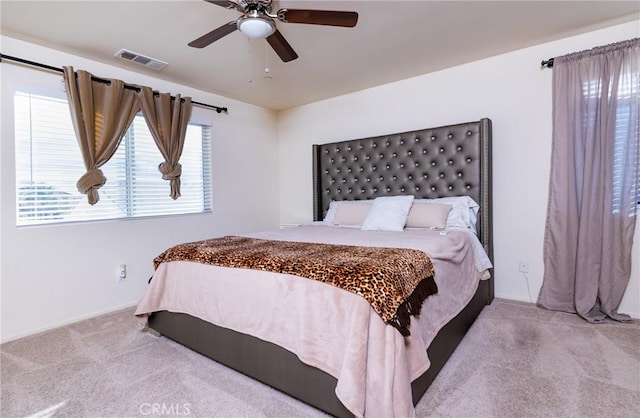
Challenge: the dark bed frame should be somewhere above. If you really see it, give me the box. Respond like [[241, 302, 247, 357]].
[[148, 118, 493, 417]]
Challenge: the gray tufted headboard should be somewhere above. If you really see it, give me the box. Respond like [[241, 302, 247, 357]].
[[312, 118, 493, 273]]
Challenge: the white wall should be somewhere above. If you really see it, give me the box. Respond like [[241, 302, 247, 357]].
[[0, 36, 281, 342], [277, 20, 640, 318]]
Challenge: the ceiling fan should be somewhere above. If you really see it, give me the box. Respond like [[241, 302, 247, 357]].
[[188, 0, 359, 62]]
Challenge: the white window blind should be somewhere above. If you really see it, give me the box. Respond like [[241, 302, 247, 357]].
[[582, 73, 640, 214], [611, 71, 640, 212], [14, 91, 212, 226]]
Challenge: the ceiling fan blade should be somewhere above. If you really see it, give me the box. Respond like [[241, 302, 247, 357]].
[[267, 30, 298, 62], [205, 0, 241, 11], [188, 21, 238, 48], [278, 9, 358, 27]]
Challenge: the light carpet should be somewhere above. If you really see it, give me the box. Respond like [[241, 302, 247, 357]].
[[1, 299, 638, 417]]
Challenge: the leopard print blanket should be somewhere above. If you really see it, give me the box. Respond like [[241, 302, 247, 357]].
[[153, 236, 438, 336]]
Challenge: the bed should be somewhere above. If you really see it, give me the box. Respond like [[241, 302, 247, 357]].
[[135, 118, 493, 417]]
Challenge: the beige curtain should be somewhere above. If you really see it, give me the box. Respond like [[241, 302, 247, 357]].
[[63, 66, 140, 205], [538, 39, 640, 322], [137, 87, 192, 199]]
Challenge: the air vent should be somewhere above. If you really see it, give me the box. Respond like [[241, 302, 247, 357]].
[[114, 49, 168, 70]]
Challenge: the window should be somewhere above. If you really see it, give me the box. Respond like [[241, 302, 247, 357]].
[[582, 72, 640, 214], [612, 72, 640, 209], [14, 91, 212, 226]]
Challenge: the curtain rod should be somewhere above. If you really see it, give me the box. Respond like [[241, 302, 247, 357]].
[[0, 53, 228, 114], [541, 58, 554, 68]]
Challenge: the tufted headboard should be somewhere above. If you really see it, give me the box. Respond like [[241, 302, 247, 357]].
[[312, 118, 493, 271]]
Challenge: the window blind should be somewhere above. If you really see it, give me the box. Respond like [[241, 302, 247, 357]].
[[14, 91, 212, 226], [581, 74, 640, 214]]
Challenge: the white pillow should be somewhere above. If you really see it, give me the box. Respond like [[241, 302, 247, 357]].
[[323, 201, 338, 224], [416, 196, 479, 232], [361, 195, 415, 231]]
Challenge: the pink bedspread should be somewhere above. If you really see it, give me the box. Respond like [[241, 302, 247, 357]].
[[135, 225, 490, 417]]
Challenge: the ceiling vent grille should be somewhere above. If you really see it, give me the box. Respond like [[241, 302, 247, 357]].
[[114, 49, 168, 70]]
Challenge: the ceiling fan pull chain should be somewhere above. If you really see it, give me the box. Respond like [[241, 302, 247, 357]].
[[247, 37, 254, 84], [264, 42, 272, 80]]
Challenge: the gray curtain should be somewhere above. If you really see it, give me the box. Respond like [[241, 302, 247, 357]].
[[63, 66, 140, 205], [538, 38, 640, 322], [137, 87, 192, 199]]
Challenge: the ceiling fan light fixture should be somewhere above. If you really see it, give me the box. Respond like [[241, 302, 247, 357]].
[[237, 16, 276, 39]]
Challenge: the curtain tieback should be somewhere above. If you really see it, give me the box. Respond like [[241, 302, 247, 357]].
[[159, 162, 182, 180], [76, 168, 107, 205]]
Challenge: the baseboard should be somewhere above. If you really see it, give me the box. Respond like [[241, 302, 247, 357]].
[[1, 302, 138, 344], [494, 295, 640, 320]]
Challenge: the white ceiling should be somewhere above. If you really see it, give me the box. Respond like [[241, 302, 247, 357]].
[[2, 1, 639, 111]]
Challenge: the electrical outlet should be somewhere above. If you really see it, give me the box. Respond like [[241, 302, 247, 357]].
[[118, 264, 127, 282], [518, 260, 529, 273]]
